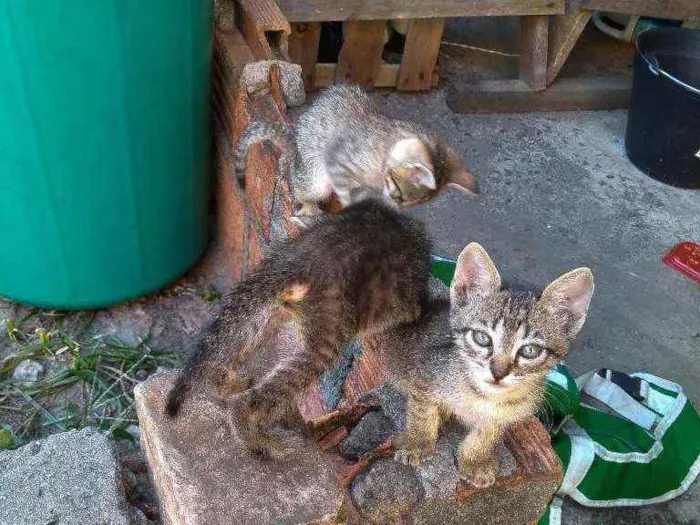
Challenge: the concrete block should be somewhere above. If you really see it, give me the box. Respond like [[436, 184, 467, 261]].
[[0, 428, 131, 525], [134, 373, 347, 525]]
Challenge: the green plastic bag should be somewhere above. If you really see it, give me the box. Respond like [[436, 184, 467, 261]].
[[539, 370, 700, 525]]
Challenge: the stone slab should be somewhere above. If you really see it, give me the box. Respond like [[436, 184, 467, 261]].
[[0, 428, 131, 525], [135, 373, 347, 525]]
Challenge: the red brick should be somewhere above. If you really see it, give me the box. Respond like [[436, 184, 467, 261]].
[[246, 218, 264, 272], [243, 142, 277, 240], [341, 337, 389, 404], [214, 148, 246, 282], [296, 384, 329, 423], [231, 83, 253, 147], [276, 178, 300, 238], [268, 64, 290, 123]]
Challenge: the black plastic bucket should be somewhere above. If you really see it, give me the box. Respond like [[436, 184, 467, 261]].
[[625, 28, 700, 188]]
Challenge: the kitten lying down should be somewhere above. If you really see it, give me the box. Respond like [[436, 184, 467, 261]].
[[236, 83, 479, 224], [381, 243, 594, 488]]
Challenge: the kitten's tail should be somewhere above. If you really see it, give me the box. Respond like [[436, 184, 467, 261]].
[[165, 267, 306, 418], [235, 120, 297, 188]]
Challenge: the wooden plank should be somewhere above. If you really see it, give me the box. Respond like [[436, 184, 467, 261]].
[[576, 0, 697, 20], [212, 30, 254, 139], [397, 18, 446, 91], [518, 16, 549, 91], [235, 0, 291, 60], [446, 76, 631, 114], [315, 63, 439, 89], [547, 9, 592, 86], [276, 0, 566, 22], [335, 20, 387, 87], [288, 22, 321, 91]]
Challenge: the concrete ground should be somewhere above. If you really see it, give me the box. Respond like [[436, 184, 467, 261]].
[[374, 88, 700, 524]]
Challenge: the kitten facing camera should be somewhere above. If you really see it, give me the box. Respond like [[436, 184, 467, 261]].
[[235, 84, 478, 223], [382, 243, 594, 488]]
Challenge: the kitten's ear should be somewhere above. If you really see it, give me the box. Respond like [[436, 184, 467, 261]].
[[451, 243, 502, 303], [441, 144, 479, 195], [388, 138, 437, 190], [540, 268, 595, 340]]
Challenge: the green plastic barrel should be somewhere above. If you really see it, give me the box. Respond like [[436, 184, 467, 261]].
[[0, 1, 212, 309]]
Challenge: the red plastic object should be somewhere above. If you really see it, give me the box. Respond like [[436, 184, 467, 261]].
[[663, 242, 700, 284]]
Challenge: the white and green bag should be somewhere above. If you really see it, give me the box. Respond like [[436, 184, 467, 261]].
[[539, 366, 700, 525]]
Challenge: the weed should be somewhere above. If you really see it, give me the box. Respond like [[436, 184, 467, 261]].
[[0, 318, 180, 449], [200, 287, 219, 305]]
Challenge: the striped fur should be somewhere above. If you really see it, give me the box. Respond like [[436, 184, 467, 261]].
[[165, 200, 432, 458], [383, 243, 594, 487]]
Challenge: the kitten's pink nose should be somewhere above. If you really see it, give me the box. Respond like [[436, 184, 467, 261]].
[[489, 360, 512, 383]]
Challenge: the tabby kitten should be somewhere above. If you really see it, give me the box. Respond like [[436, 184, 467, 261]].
[[381, 243, 594, 487], [166, 200, 432, 458], [235, 84, 478, 221]]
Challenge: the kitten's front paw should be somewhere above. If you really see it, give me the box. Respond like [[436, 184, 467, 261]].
[[458, 458, 498, 488], [394, 445, 435, 467]]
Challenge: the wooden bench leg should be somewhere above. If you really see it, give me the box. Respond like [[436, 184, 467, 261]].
[[289, 22, 321, 91], [336, 20, 387, 87], [397, 18, 446, 91], [519, 15, 549, 91], [547, 9, 592, 86]]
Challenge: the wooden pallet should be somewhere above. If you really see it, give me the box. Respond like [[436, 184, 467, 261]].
[[231, 0, 698, 102], [448, 0, 697, 112], [282, 1, 568, 91], [288, 19, 445, 91]]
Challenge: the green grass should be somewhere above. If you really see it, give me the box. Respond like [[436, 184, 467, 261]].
[[0, 318, 180, 450], [200, 286, 219, 305]]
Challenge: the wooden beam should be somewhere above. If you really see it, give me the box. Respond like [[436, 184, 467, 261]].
[[547, 9, 592, 86], [235, 0, 291, 60], [397, 18, 445, 91], [288, 22, 321, 91], [519, 16, 549, 91], [212, 30, 255, 139], [276, 0, 565, 22], [576, 0, 697, 20], [314, 63, 440, 89], [335, 20, 387, 87], [446, 76, 631, 114]]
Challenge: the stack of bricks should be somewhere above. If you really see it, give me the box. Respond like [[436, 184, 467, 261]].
[[211, 30, 299, 286]]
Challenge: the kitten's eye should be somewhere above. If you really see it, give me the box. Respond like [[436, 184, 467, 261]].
[[518, 344, 544, 360], [470, 330, 492, 347]]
